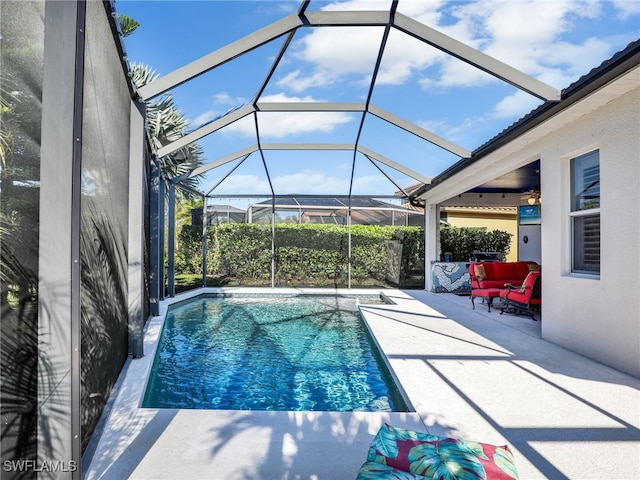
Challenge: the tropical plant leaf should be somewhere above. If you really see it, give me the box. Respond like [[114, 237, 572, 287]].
[[129, 63, 204, 199], [409, 438, 487, 480], [493, 447, 519, 479]]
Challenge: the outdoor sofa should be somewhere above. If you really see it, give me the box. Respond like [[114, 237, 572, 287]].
[[469, 261, 540, 312]]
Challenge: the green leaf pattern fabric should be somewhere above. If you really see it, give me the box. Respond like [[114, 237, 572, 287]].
[[368, 423, 402, 461], [356, 461, 427, 479], [359, 424, 519, 480], [493, 447, 519, 479], [408, 438, 486, 479], [368, 423, 441, 465]]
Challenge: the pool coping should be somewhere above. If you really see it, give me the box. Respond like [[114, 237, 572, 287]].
[[84, 287, 640, 480], [83, 287, 430, 479], [139, 287, 410, 412]]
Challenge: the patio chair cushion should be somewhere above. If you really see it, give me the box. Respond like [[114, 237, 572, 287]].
[[518, 272, 538, 293], [501, 272, 541, 305], [360, 423, 519, 479]]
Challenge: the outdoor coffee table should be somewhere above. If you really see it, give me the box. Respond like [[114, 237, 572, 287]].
[[471, 288, 502, 312]]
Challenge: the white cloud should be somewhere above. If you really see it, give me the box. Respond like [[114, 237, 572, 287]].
[[277, 69, 334, 92], [258, 111, 353, 138], [213, 92, 243, 105], [490, 90, 542, 119], [221, 115, 257, 138], [276, 0, 636, 94], [612, 0, 640, 19], [222, 93, 354, 138], [212, 160, 395, 196], [350, 174, 390, 194], [278, 1, 448, 88], [376, 28, 446, 85], [418, 116, 481, 145], [191, 110, 220, 127], [210, 170, 389, 195], [445, 0, 616, 86], [211, 174, 271, 194], [189, 92, 249, 128], [272, 171, 350, 193], [285, 26, 382, 84]]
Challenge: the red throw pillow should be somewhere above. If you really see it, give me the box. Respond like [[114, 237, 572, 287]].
[[474, 264, 487, 281]]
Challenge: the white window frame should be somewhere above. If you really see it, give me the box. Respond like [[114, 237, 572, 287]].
[[569, 150, 600, 276]]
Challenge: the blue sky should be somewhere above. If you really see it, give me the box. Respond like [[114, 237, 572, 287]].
[[116, 0, 640, 199]]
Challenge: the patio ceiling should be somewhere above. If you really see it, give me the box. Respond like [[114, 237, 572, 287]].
[[136, 0, 561, 200]]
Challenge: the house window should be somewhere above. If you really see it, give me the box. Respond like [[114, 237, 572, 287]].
[[570, 150, 600, 274]]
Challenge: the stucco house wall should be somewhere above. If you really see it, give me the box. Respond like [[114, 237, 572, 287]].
[[538, 84, 640, 377], [420, 65, 639, 377]]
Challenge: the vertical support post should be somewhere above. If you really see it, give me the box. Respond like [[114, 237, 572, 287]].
[[271, 197, 276, 288], [348, 204, 352, 289], [128, 99, 146, 357], [149, 158, 162, 316], [38, 1, 85, 477], [202, 196, 208, 287], [158, 176, 165, 300], [424, 202, 440, 292], [69, 2, 86, 474], [167, 182, 175, 297]]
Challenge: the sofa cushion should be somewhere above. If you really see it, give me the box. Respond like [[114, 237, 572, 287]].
[[366, 424, 519, 480], [492, 262, 517, 281], [480, 280, 515, 289], [512, 261, 540, 279]]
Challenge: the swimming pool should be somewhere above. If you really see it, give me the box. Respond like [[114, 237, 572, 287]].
[[142, 293, 409, 412]]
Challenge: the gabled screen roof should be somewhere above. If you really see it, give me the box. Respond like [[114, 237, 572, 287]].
[[117, 0, 640, 199]]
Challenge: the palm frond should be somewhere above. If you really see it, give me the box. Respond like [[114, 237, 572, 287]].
[[130, 64, 205, 199], [116, 13, 140, 37]]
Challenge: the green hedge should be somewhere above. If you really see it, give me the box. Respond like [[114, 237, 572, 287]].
[[439, 226, 511, 261], [175, 223, 425, 287], [175, 224, 509, 285]]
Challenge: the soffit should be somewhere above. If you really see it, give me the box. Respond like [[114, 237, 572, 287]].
[[418, 64, 640, 205]]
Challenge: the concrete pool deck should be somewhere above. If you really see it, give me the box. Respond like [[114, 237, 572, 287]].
[[83, 288, 640, 479]]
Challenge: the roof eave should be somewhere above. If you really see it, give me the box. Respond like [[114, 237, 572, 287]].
[[413, 39, 640, 200]]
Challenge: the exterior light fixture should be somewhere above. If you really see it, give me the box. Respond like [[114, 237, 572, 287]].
[[527, 193, 541, 205]]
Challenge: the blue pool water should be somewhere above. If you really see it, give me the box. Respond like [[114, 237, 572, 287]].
[[142, 294, 409, 412]]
